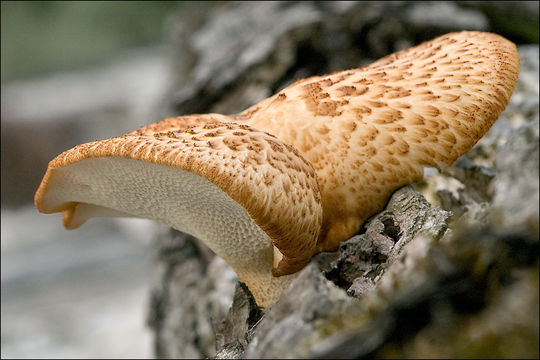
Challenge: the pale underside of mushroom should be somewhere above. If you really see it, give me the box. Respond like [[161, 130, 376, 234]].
[[35, 31, 519, 309]]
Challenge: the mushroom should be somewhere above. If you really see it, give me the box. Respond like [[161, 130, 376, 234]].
[[35, 31, 519, 309], [35, 121, 322, 309]]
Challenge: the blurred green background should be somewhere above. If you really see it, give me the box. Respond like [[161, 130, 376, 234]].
[[1, 1, 213, 83]]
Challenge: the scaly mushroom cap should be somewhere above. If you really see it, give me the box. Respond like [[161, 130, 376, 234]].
[[237, 31, 519, 250], [35, 31, 519, 308], [35, 119, 323, 308]]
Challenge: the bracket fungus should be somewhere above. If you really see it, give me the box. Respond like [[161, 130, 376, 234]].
[[35, 31, 519, 309]]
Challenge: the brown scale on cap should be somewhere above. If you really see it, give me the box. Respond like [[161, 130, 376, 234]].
[[35, 31, 519, 309]]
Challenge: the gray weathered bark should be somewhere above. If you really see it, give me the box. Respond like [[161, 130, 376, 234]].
[[146, 2, 539, 358]]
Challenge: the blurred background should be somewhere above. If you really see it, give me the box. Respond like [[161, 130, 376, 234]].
[[1, 2, 211, 358], [1, 1, 538, 358]]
